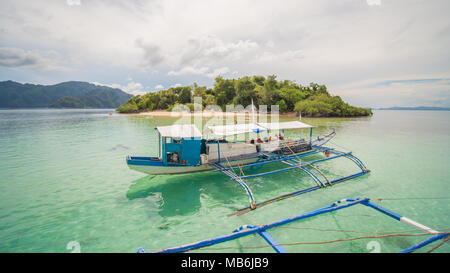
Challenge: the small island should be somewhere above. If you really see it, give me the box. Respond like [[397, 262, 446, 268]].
[[117, 75, 372, 117]]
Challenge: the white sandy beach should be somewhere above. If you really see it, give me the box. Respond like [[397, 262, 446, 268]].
[[121, 110, 299, 118]]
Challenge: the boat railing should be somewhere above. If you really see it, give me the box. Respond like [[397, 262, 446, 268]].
[[277, 139, 307, 146]]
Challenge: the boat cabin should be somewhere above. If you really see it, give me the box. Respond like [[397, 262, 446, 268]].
[[206, 121, 314, 160], [156, 124, 203, 166]]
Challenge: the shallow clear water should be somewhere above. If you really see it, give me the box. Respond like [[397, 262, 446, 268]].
[[0, 109, 448, 253]]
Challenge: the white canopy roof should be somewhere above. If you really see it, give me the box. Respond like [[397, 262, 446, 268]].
[[258, 121, 313, 130], [156, 124, 202, 138], [208, 123, 266, 136]]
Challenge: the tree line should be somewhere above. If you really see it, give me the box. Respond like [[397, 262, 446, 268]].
[[116, 75, 372, 117]]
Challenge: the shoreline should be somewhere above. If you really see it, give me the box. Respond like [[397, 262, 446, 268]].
[[117, 110, 373, 118], [120, 110, 300, 117]]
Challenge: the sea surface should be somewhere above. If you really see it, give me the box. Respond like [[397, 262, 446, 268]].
[[0, 109, 448, 253]]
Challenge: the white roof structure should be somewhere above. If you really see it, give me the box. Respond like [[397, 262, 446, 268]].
[[156, 124, 202, 138], [208, 123, 266, 136], [258, 121, 313, 130]]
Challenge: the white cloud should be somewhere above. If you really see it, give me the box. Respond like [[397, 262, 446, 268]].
[[333, 77, 450, 108], [265, 41, 275, 48], [203, 39, 258, 60], [168, 66, 210, 76], [206, 67, 230, 78], [154, 84, 164, 90], [1, 0, 450, 106], [254, 50, 304, 64], [366, 0, 381, 6], [67, 0, 81, 6], [163, 35, 259, 79], [135, 39, 165, 68], [0, 47, 42, 68], [168, 65, 230, 78], [178, 35, 258, 67], [92, 81, 148, 95], [0, 47, 66, 71]]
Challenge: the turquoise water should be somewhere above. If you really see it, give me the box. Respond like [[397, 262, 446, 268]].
[[0, 109, 448, 253]]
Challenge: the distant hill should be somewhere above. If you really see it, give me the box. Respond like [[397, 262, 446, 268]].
[[0, 80, 132, 108], [376, 106, 450, 111]]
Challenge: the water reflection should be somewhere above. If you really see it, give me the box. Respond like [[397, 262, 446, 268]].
[[127, 175, 202, 217], [125, 162, 330, 220], [126, 171, 245, 218]]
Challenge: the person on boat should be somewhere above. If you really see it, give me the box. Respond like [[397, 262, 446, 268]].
[[268, 135, 274, 141], [250, 138, 255, 144], [257, 137, 263, 143], [172, 153, 178, 162], [278, 133, 284, 140], [263, 136, 268, 142]]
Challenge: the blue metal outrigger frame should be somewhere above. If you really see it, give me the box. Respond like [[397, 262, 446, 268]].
[[138, 198, 449, 253], [210, 145, 370, 216]]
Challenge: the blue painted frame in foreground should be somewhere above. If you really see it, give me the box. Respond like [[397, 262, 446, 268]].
[[137, 198, 449, 253]]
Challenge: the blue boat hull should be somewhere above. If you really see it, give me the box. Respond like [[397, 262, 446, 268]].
[[126, 155, 258, 175]]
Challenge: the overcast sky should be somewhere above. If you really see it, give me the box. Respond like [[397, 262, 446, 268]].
[[0, 0, 449, 108]]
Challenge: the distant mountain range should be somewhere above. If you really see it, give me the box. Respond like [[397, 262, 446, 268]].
[[376, 106, 450, 111], [0, 80, 132, 109]]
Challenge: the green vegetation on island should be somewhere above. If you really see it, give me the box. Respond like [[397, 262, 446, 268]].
[[0, 80, 132, 109], [117, 75, 372, 117]]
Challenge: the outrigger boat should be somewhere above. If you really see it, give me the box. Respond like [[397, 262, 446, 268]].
[[126, 120, 370, 214], [126, 121, 333, 175]]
